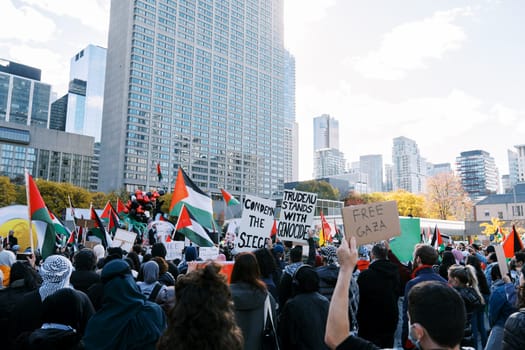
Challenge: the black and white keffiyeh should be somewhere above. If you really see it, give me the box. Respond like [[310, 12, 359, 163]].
[[39, 255, 73, 301]]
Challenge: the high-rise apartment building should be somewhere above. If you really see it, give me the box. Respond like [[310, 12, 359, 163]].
[[456, 150, 499, 199], [384, 164, 393, 192], [99, 0, 285, 198], [426, 162, 452, 177], [515, 145, 525, 183], [359, 154, 383, 193], [392, 136, 426, 193], [508, 148, 519, 187]]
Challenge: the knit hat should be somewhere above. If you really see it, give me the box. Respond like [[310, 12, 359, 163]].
[[273, 244, 284, 254], [320, 245, 338, 264], [39, 255, 73, 301]]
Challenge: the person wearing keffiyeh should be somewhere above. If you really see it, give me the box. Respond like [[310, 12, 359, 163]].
[[8, 255, 95, 350]]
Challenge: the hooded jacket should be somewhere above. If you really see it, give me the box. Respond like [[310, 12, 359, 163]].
[[503, 308, 525, 350], [357, 259, 401, 340], [230, 282, 277, 350]]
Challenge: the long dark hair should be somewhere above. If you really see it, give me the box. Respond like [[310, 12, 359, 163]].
[[158, 263, 243, 350], [465, 254, 490, 296], [231, 252, 267, 293]]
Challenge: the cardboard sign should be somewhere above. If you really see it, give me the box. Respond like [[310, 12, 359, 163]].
[[494, 244, 509, 277], [235, 195, 276, 253], [83, 241, 99, 249], [111, 228, 137, 252], [199, 246, 219, 261], [341, 201, 401, 245], [277, 190, 317, 244], [164, 241, 185, 261]]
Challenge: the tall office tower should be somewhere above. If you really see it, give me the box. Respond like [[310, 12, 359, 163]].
[[515, 145, 525, 183], [501, 174, 512, 194], [99, 0, 285, 197], [392, 136, 426, 193], [0, 59, 93, 188], [67, 45, 107, 142], [313, 114, 339, 150], [49, 94, 68, 131], [384, 164, 393, 192], [283, 50, 297, 183], [359, 154, 383, 193], [508, 148, 518, 187], [0, 59, 51, 127], [456, 150, 499, 199]]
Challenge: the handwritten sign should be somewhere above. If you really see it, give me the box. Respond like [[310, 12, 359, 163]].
[[235, 195, 276, 253], [341, 201, 400, 245], [277, 190, 317, 244], [111, 228, 137, 252], [199, 246, 220, 261], [164, 241, 185, 261]]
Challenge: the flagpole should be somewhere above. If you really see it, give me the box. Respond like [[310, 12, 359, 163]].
[[24, 171, 35, 255]]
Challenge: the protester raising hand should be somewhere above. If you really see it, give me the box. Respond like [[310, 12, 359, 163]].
[[338, 236, 358, 271]]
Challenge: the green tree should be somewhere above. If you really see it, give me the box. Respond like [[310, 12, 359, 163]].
[[295, 180, 339, 200], [0, 176, 17, 206], [425, 172, 472, 220]]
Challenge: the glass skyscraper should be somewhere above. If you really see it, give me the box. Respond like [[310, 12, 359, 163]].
[[392, 136, 426, 193], [99, 0, 285, 198], [456, 150, 499, 199]]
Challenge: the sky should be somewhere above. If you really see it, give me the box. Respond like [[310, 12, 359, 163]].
[[1, 0, 523, 182]]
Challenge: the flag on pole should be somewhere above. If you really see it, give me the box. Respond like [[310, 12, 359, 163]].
[[26, 173, 56, 259], [48, 210, 71, 240], [90, 205, 111, 248], [175, 204, 214, 247], [430, 225, 444, 251], [502, 225, 524, 258], [107, 208, 120, 236], [157, 163, 163, 181], [169, 167, 214, 230], [220, 188, 240, 206], [100, 200, 113, 219]]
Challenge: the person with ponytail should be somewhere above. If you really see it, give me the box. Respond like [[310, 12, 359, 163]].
[[448, 264, 485, 348]]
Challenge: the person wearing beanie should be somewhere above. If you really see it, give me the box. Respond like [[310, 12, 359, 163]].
[[177, 246, 199, 275], [278, 264, 330, 349], [83, 260, 166, 350]]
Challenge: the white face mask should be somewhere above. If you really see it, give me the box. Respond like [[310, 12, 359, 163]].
[[408, 321, 422, 350]]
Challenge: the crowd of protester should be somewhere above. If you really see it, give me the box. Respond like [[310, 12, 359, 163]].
[[1, 228, 525, 350]]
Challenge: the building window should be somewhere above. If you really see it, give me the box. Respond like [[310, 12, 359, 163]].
[[484, 211, 490, 217], [512, 205, 523, 217], [498, 211, 503, 219]]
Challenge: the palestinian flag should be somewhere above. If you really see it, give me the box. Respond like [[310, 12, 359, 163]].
[[220, 188, 240, 206], [175, 204, 214, 247], [169, 167, 214, 230], [100, 200, 113, 220], [271, 219, 278, 238], [90, 205, 111, 247], [107, 207, 120, 236], [25, 172, 56, 259], [430, 225, 445, 251], [48, 210, 71, 240], [503, 225, 524, 258], [116, 197, 127, 215], [321, 211, 332, 244]]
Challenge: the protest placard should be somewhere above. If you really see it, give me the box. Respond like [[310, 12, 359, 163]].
[[341, 201, 401, 245], [199, 246, 220, 261], [111, 228, 137, 252], [235, 195, 276, 253], [164, 241, 185, 261], [494, 244, 509, 277], [277, 190, 317, 244]]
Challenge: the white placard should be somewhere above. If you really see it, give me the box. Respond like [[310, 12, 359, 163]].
[[199, 246, 220, 261], [235, 195, 276, 253], [164, 241, 185, 261], [111, 228, 137, 252], [277, 190, 317, 244]]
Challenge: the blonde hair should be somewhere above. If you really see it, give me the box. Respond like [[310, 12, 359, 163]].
[[448, 264, 485, 305]]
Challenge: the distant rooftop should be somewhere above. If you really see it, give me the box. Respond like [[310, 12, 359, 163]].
[[0, 58, 41, 81]]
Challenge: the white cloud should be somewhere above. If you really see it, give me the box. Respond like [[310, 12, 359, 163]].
[[19, 0, 110, 34], [0, 1, 56, 42], [350, 8, 472, 80], [284, 0, 337, 51]]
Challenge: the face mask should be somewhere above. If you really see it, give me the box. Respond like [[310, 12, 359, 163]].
[[408, 321, 422, 350]]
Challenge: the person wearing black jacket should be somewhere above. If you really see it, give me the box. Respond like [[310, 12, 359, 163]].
[[356, 242, 401, 348], [503, 268, 525, 350]]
